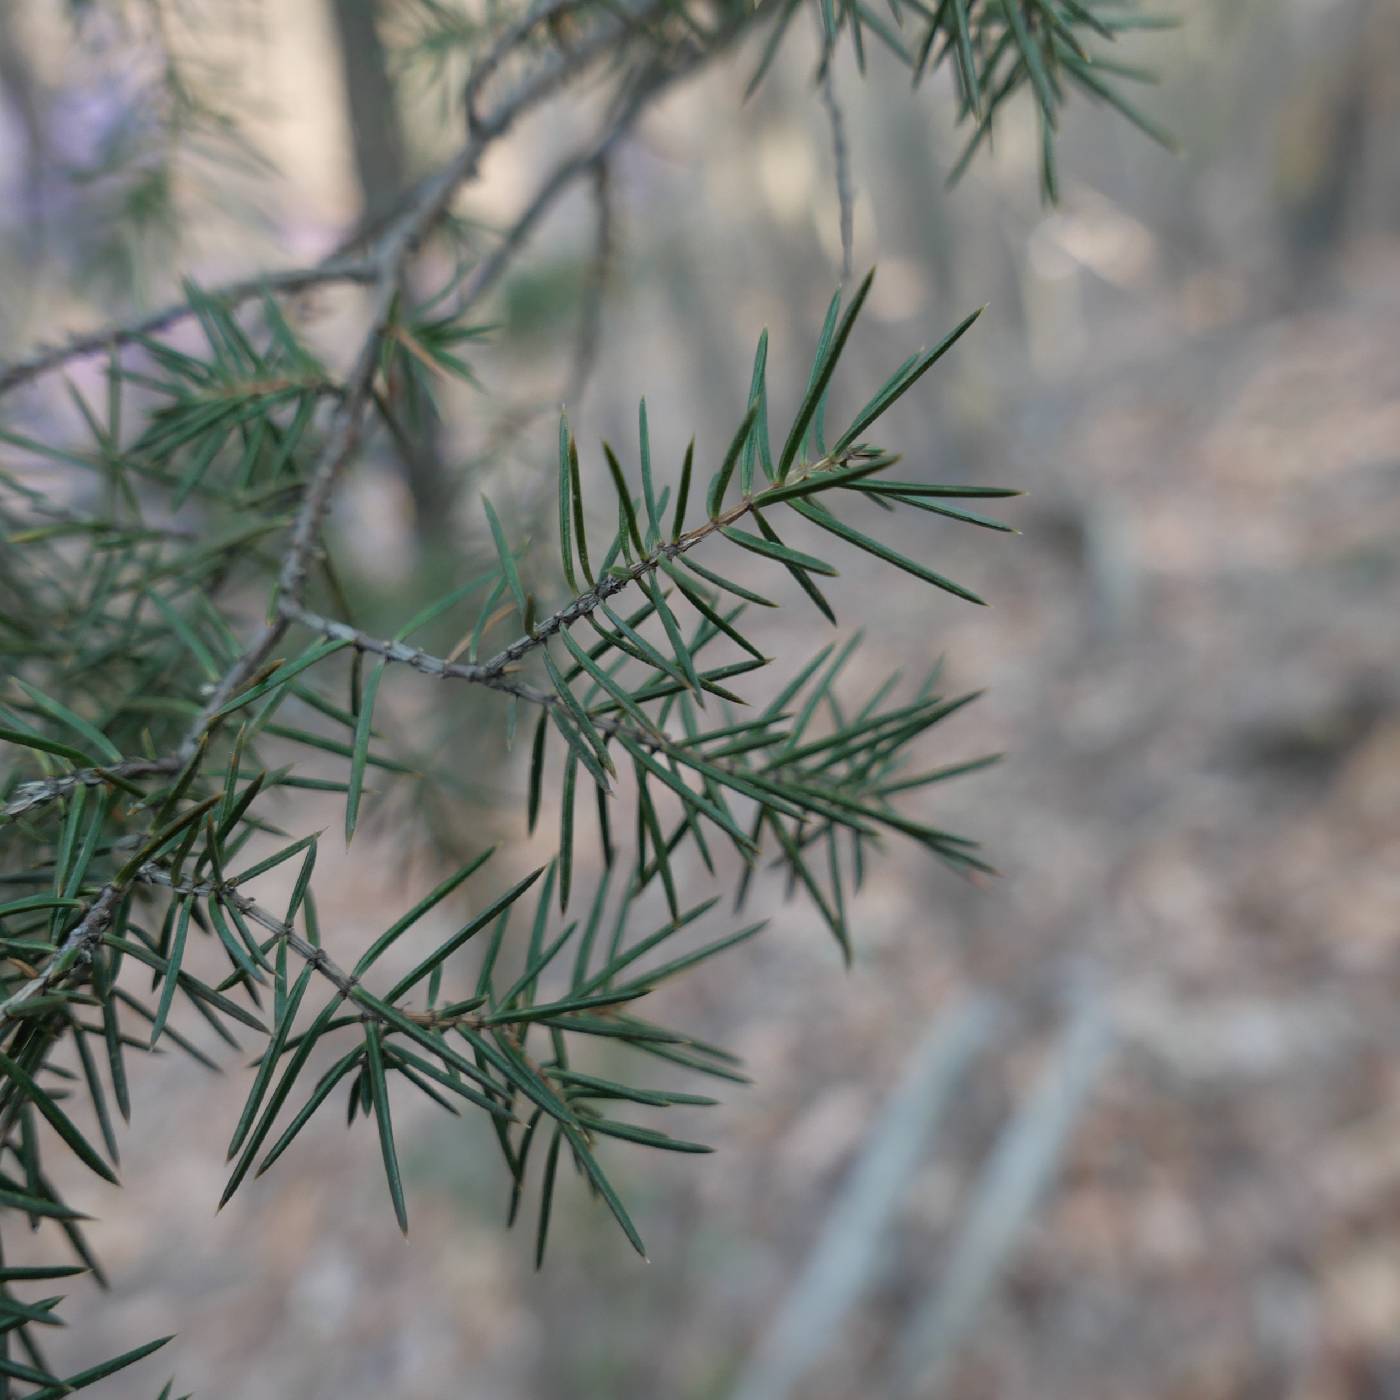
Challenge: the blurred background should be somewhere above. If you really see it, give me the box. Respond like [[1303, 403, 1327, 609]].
[[3, 0, 1400, 1395]]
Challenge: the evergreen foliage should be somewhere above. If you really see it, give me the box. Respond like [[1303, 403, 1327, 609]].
[[0, 0, 1171, 1388]]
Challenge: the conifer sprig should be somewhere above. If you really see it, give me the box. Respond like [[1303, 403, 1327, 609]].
[[0, 264, 1012, 1335]]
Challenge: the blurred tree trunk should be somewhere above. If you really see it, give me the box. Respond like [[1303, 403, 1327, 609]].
[[1278, 0, 1377, 285], [328, 0, 405, 226], [328, 0, 455, 544], [0, 0, 50, 267]]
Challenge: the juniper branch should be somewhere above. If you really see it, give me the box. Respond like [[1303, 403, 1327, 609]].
[[0, 885, 125, 1025], [0, 0, 754, 1034], [2, 757, 181, 821], [134, 865, 362, 1004], [187, 0, 717, 751], [0, 260, 380, 399], [480, 446, 877, 674]]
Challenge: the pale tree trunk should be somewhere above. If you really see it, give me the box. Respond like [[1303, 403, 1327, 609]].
[[328, 0, 456, 544]]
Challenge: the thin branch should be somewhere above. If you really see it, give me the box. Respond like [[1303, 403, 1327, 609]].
[[480, 450, 851, 676], [137, 865, 362, 1004], [819, 62, 855, 285], [448, 133, 618, 474], [292, 439, 861, 698], [455, 81, 644, 316], [464, 0, 629, 132], [282, 605, 682, 770], [0, 885, 125, 1026], [137, 867, 530, 1037], [283, 445, 873, 747], [564, 155, 615, 406], [1, 757, 180, 821], [289, 485, 754, 692], [0, 260, 378, 399], [282, 604, 558, 707], [274, 3, 685, 617], [370, 78, 635, 513]]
